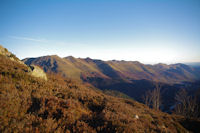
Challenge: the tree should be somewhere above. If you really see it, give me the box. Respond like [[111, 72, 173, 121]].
[[143, 90, 152, 107], [152, 84, 161, 110], [174, 89, 187, 116], [143, 83, 161, 110], [174, 89, 199, 118]]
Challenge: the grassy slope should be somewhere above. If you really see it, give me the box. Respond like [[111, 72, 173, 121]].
[[23, 56, 111, 81], [0, 55, 189, 133]]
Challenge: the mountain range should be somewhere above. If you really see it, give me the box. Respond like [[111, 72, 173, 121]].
[[23, 55, 200, 111], [23, 55, 200, 84], [2, 45, 200, 132]]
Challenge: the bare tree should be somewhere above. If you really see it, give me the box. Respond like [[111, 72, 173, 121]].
[[143, 90, 152, 107], [174, 89, 187, 116], [187, 96, 199, 118], [143, 83, 161, 110], [174, 89, 199, 118], [152, 84, 161, 110]]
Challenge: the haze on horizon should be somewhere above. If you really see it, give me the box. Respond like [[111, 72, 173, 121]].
[[0, 0, 200, 64]]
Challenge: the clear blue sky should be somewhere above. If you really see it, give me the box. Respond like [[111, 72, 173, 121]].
[[0, 0, 200, 64]]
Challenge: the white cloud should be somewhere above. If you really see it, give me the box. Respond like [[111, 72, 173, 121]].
[[9, 36, 48, 43]]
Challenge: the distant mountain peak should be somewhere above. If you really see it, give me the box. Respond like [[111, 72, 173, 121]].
[[64, 55, 76, 60], [84, 57, 94, 62]]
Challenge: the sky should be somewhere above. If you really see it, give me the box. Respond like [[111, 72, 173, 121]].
[[0, 0, 200, 64]]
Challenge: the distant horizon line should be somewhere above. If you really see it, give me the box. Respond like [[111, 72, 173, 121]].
[[1, 44, 199, 65], [21, 54, 200, 65]]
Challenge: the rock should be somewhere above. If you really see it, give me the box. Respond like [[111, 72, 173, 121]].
[[134, 114, 139, 119], [30, 65, 47, 81]]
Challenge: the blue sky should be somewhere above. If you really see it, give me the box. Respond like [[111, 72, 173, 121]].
[[0, 0, 200, 64]]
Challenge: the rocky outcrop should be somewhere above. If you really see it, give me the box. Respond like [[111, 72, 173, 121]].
[[1, 45, 47, 80], [29, 65, 47, 81], [0, 45, 23, 64]]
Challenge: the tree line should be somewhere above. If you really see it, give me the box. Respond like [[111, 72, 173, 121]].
[[143, 83, 199, 119]]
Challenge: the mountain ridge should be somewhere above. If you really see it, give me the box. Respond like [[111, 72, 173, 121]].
[[23, 55, 200, 84]]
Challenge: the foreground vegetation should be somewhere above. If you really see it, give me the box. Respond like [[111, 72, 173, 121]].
[[0, 54, 199, 132]]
